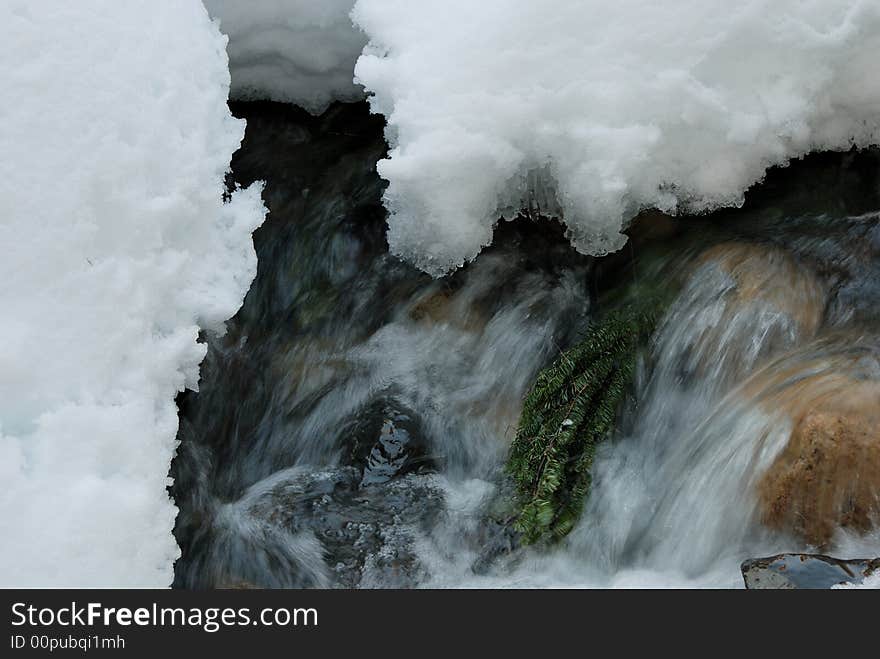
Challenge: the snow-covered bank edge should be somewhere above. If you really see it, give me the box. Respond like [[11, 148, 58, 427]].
[[0, 1, 265, 586], [202, 1, 880, 276], [353, 0, 880, 274]]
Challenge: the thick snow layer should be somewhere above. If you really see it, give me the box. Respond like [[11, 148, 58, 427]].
[[0, 1, 265, 586], [205, 0, 364, 113], [353, 0, 880, 274]]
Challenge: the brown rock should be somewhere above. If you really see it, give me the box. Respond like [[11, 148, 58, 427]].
[[696, 242, 825, 338], [757, 370, 880, 547], [407, 286, 489, 333], [675, 242, 826, 383]]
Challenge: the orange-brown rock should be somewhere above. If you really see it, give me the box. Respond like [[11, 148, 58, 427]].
[[406, 286, 489, 333], [757, 373, 880, 548], [678, 242, 826, 383], [696, 242, 825, 338]]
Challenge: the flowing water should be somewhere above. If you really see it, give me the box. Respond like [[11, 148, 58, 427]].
[[171, 101, 880, 588]]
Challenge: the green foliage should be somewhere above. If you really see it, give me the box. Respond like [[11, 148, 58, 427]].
[[506, 303, 663, 545]]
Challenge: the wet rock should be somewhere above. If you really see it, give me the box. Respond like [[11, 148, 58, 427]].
[[698, 243, 824, 323], [658, 242, 826, 388], [258, 467, 445, 588], [361, 417, 411, 486], [470, 478, 524, 576], [625, 209, 682, 247], [174, 463, 446, 589], [756, 366, 880, 547], [345, 399, 437, 487], [470, 519, 522, 576], [741, 553, 880, 589], [696, 242, 825, 343], [406, 285, 491, 334]]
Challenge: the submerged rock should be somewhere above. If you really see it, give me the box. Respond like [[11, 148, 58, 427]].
[[180, 467, 446, 589], [282, 468, 445, 588], [681, 242, 825, 383], [345, 399, 437, 487], [697, 242, 825, 336], [741, 553, 880, 589]]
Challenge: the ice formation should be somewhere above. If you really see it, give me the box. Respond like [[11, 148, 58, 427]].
[[204, 0, 364, 113], [0, 1, 265, 586], [835, 571, 880, 589], [353, 0, 880, 274]]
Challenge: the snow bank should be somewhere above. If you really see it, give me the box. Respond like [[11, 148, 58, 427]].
[[0, 1, 265, 586], [353, 0, 880, 274], [205, 0, 364, 112]]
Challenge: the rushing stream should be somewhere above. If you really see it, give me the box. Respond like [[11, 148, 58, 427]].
[[171, 101, 880, 588]]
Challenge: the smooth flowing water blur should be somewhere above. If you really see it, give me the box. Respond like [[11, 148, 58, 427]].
[[172, 101, 880, 588]]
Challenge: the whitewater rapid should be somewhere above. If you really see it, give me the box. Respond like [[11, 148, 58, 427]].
[[173, 102, 880, 588]]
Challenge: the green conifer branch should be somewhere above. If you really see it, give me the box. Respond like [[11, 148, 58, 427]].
[[507, 302, 662, 545]]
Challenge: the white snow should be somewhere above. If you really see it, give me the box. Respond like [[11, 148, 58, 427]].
[[204, 0, 364, 113], [0, 1, 265, 586], [196, 1, 880, 273], [353, 0, 880, 274]]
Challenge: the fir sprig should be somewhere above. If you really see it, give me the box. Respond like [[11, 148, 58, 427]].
[[506, 303, 662, 544]]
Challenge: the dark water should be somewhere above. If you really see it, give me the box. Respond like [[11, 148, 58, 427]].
[[171, 101, 880, 588]]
